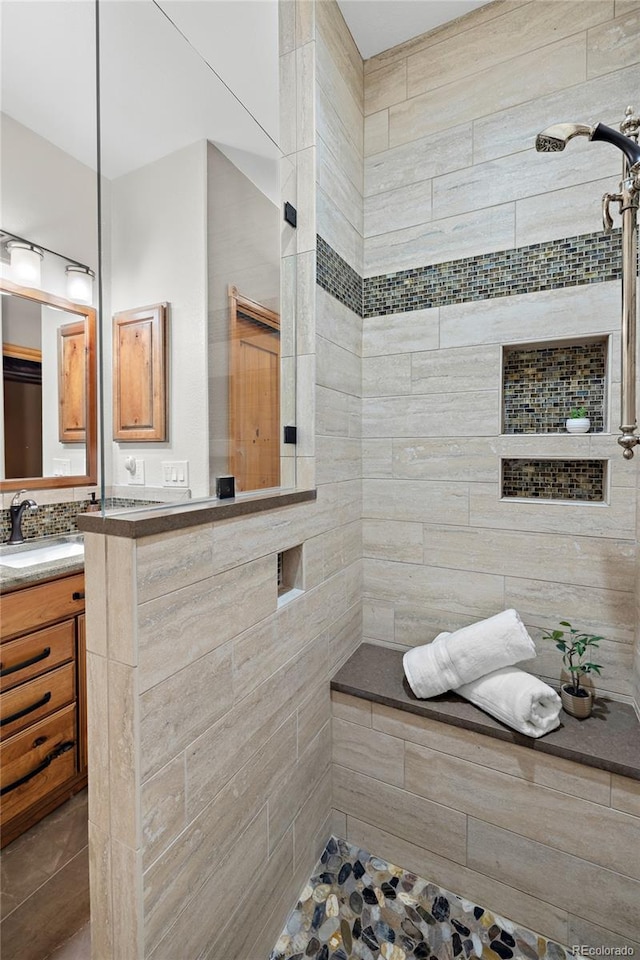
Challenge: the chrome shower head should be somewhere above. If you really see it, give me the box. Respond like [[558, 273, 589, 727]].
[[535, 122, 593, 152]]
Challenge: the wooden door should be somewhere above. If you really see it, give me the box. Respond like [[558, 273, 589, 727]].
[[229, 287, 280, 492]]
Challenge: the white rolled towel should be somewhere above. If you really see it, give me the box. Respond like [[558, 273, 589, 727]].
[[403, 609, 536, 699], [455, 666, 562, 738]]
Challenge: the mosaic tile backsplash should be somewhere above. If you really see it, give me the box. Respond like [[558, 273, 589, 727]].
[[271, 836, 573, 960], [316, 231, 625, 319], [501, 459, 605, 501], [503, 341, 606, 434], [0, 496, 161, 541]]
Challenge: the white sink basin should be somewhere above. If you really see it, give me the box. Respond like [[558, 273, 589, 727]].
[[1, 540, 84, 569]]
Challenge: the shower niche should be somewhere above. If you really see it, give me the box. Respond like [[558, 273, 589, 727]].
[[500, 336, 610, 502], [501, 336, 609, 435]]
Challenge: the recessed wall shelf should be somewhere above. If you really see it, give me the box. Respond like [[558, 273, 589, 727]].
[[277, 544, 304, 608], [502, 338, 608, 435], [501, 458, 606, 502]]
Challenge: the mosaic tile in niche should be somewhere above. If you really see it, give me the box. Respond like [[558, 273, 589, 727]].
[[271, 836, 574, 960], [501, 459, 605, 501], [502, 341, 606, 434]]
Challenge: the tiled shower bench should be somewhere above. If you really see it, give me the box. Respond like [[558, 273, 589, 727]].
[[327, 643, 640, 950]]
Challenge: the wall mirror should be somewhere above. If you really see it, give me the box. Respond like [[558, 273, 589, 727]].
[[0, 279, 97, 491]]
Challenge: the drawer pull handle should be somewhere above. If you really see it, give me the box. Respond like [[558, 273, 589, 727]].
[[0, 647, 51, 679], [72, 591, 85, 601], [0, 740, 75, 796], [1, 691, 52, 727]]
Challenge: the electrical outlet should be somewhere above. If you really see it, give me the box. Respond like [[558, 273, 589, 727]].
[[128, 459, 145, 485], [161, 460, 189, 487], [52, 458, 71, 476]]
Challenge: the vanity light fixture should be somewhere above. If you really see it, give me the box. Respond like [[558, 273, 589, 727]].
[[65, 264, 95, 304], [7, 240, 44, 287]]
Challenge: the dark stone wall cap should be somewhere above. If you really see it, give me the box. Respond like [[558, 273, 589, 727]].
[[77, 488, 316, 539], [331, 643, 640, 782]]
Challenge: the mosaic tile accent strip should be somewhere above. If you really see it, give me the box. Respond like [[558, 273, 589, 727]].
[[501, 459, 605, 501], [271, 836, 573, 960], [317, 235, 363, 316], [0, 497, 161, 541], [362, 230, 623, 318], [503, 341, 606, 434]]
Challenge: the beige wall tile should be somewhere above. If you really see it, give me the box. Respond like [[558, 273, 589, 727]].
[[185, 639, 326, 817], [108, 660, 139, 849], [365, 122, 472, 195], [331, 808, 347, 837], [333, 765, 467, 864], [516, 177, 618, 248], [346, 815, 569, 945], [363, 479, 469, 524], [467, 818, 640, 941], [363, 439, 394, 478], [362, 598, 395, 641], [144, 717, 296, 953], [405, 1, 610, 100], [316, 286, 362, 356], [316, 435, 361, 484], [363, 308, 438, 358], [317, 86, 362, 193], [88, 820, 113, 960], [106, 536, 137, 666], [316, 0, 360, 103], [373, 703, 612, 806], [389, 35, 586, 149], [111, 840, 142, 960], [392, 438, 500, 483], [332, 717, 404, 786], [317, 187, 363, 275], [363, 391, 499, 438], [296, 146, 317, 255], [567, 915, 640, 952], [362, 353, 411, 397], [147, 807, 269, 959], [611, 774, 640, 816], [87, 651, 110, 833], [364, 556, 504, 616], [327, 601, 362, 672], [440, 282, 619, 349], [364, 110, 389, 155], [587, 7, 640, 77], [317, 335, 361, 396], [394, 605, 480, 646], [298, 681, 331, 755], [141, 755, 185, 870], [411, 344, 500, 395], [422, 524, 636, 592], [316, 35, 362, 155], [136, 526, 213, 604], [331, 690, 372, 726], [318, 135, 363, 235], [363, 518, 424, 563], [209, 826, 295, 960], [365, 203, 515, 276], [270, 722, 331, 854], [365, 178, 433, 238], [232, 614, 277, 701], [137, 554, 276, 692], [365, 60, 406, 115], [84, 533, 107, 657], [294, 775, 333, 869], [297, 41, 316, 152], [140, 643, 233, 782], [405, 741, 640, 880]]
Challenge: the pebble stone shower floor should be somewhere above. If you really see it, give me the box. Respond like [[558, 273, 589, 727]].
[[270, 837, 573, 960]]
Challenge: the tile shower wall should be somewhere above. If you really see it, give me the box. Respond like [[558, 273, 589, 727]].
[[331, 691, 640, 949], [84, 3, 364, 958], [361, 0, 640, 705]]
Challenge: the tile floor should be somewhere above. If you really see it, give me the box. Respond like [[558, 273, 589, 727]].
[[1, 790, 90, 960], [271, 836, 573, 960]]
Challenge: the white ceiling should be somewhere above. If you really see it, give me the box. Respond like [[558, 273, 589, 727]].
[[336, 0, 491, 60]]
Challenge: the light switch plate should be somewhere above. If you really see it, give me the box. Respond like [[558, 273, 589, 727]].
[[161, 460, 189, 487]]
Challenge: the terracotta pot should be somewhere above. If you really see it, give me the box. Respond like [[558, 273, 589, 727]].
[[560, 683, 593, 719]]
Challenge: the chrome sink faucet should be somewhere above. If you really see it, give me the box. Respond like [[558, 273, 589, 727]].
[[7, 490, 38, 544]]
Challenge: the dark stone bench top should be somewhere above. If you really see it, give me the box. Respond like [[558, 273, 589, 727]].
[[331, 643, 640, 782]]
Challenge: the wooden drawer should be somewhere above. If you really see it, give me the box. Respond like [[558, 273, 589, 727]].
[[0, 573, 85, 641], [0, 620, 75, 693], [1, 704, 77, 824], [0, 663, 75, 740]]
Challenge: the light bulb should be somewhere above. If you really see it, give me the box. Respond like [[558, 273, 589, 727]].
[[66, 265, 95, 304], [7, 241, 43, 286]]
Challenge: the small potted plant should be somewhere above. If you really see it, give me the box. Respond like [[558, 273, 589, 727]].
[[566, 406, 590, 434], [542, 621, 603, 718]]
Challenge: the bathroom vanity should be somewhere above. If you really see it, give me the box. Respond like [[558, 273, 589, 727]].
[[0, 558, 87, 847]]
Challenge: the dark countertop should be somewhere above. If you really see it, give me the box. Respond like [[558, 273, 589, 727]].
[[77, 488, 316, 539], [331, 642, 640, 781], [0, 535, 85, 593]]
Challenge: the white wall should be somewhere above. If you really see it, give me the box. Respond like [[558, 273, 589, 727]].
[[109, 141, 209, 498]]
